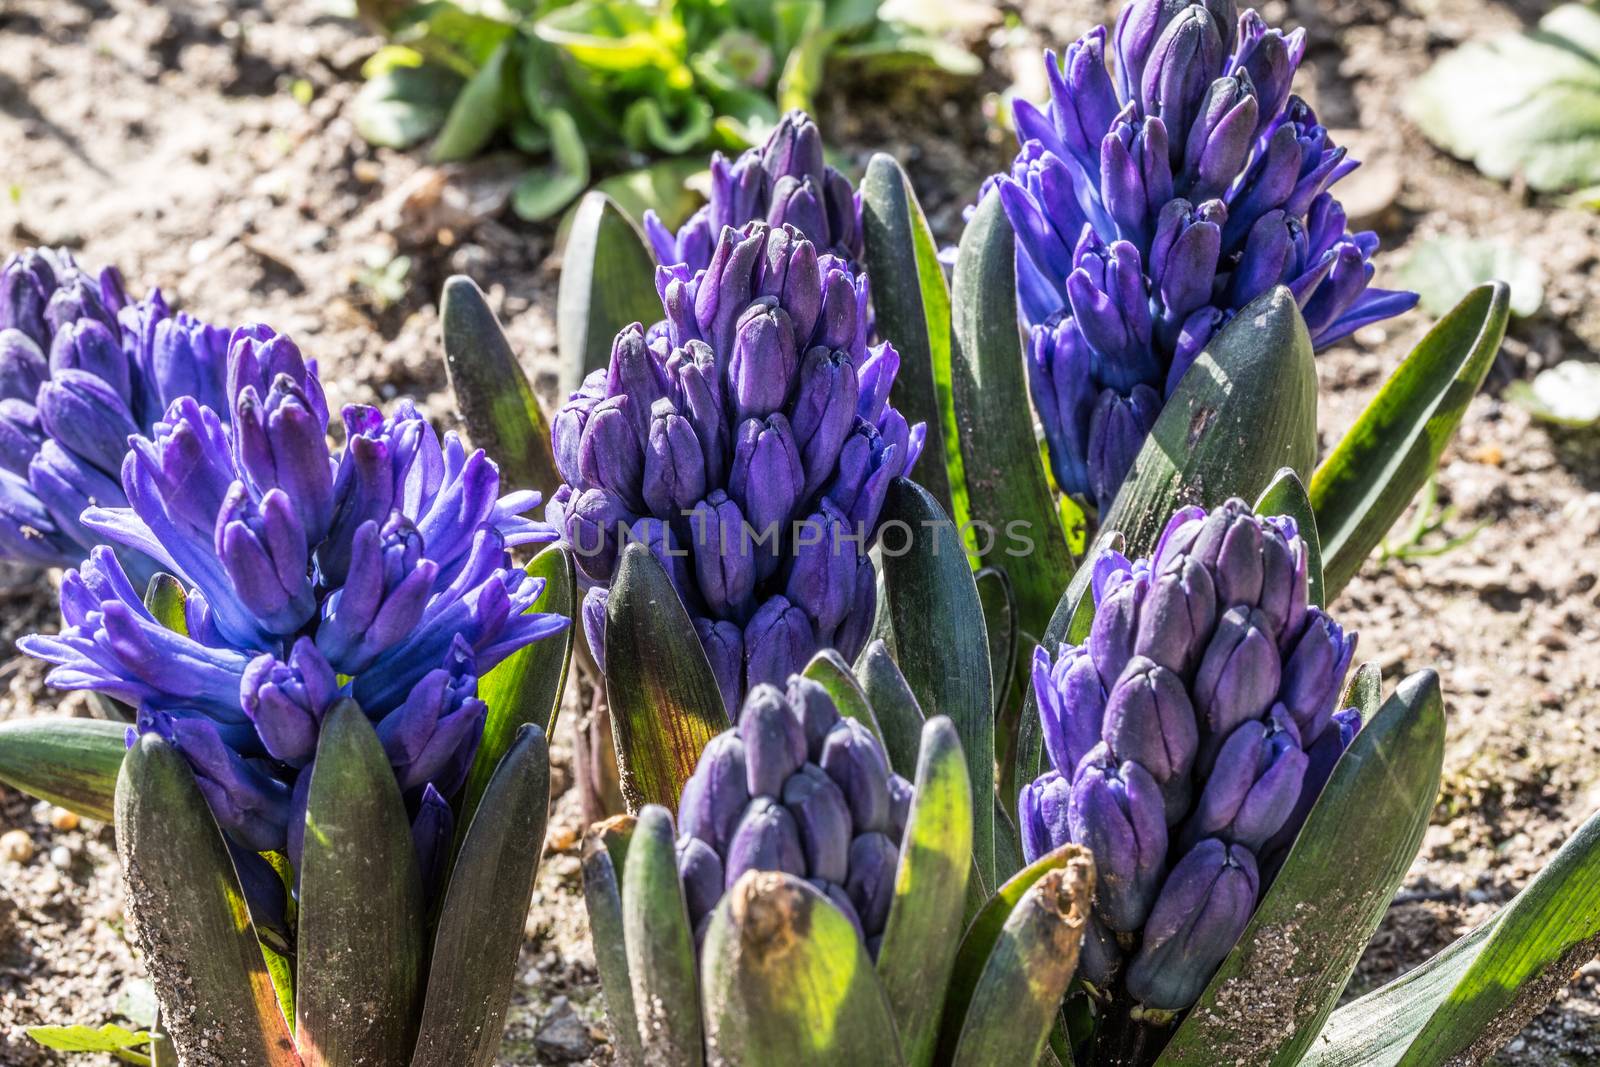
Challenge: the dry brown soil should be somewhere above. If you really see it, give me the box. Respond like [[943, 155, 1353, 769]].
[[1, 0, 1597, 1062]]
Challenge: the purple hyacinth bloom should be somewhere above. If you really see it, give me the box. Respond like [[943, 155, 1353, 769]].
[[1126, 837, 1259, 1010], [995, 1, 1417, 511], [0, 248, 241, 582], [1067, 745, 1168, 931], [1021, 500, 1356, 1010], [644, 111, 863, 275], [552, 219, 923, 713], [674, 677, 912, 956], [20, 323, 567, 890]]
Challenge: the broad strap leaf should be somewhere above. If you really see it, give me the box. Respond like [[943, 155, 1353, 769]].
[[622, 806, 703, 1066], [457, 544, 574, 839], [876, 717, 973, 1067], [1310, 283, 1509, 597], [0, 717, 126, 823], [115, 735, 299, 1065], [556, 191, 662, 395], [412, 724, 551, 1067], [860, 153, 965, 526], [949, 191, 1075, 641], [297, 702, 425, 1066], [441, 274, 560, 503], [701, 872, 904, 1066], [878, 478, 994, 889], [581, 816, 643, 1067], [604, 544, 731, 812]]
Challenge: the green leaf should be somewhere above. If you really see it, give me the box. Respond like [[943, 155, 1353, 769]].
[[622, 805, 704, 1066], [977, 566, 1022, 803], [823, 0, 880, 34], [1397, 236, 1545, 319], [854, 638, 926, 780], [296, 702, 425, 1066], [876, 717, 973, 1067], [353, 63, 462, 148], [948, 850, 1096, 1067], [834, 26, 984, 77], [860, 153, 964, 527], [581, 816, 643, 1067], [605, 543, 731, 811], [535, 0, 680, 72], [803, 649, 884, 743], [1397, 804, 1600, 1064], [1344, 661, 1384, 721], [1155, 670, 1446, 1067], [701, 872, 902, 1065], [457, 544, 573, 839], [950, 191, 1075, 643], [776, 11, 833, 109], [584, 159, 706, 233], [1253, 467, 1325, 608], [142, 573, 188, 635], [512, 108, 591, 221], [431, 38, 515, 162], [1301, 919, 1502, 1067], [0, 717, 125, 823], [1507, 359, 1600, 428], [1009, 542, 1104, 817], [938, 844, 1088, 1064], [1101, 284, 1319, 560], [115, 735, 298, 1065], [1310, 283, 1510, 598], [27, 1023, 154, 1057], [556, 191, 664, 395], [1310, 802, 1600, 1065], [878, 478, 994, 889], [440, 274, 560, 503], [622, 95, 714, 154], [412, 725, 551, 1067], [1407, 4, 1600, 192]]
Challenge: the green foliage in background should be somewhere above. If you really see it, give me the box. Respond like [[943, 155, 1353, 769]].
[[352, 0, 979, 220]]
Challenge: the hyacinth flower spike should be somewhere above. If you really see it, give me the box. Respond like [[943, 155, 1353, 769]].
[[0, 247, 235, 581], [550, 219, 924, 714], [7, 309, 579, 1064], [644, 110, 864, 275], [582, 655, 1100, 1066], [1021, 501, 1359, 1017], [992, 1, 1418, 511]]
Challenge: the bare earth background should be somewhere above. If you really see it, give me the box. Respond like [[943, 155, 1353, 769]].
[[1, 0, 1598, 1062]]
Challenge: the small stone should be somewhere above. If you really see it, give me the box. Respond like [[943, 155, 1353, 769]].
[[49, 845, 72, 869], [49, 807, 80, 832], [1, 830, 34, 863], [545, 823, 579, 853], [534, 996, 595, 1063], [352, 159, 382, 184]]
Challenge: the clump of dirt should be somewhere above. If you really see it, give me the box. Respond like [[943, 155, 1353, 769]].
[[2, 0, 1598, 1063]]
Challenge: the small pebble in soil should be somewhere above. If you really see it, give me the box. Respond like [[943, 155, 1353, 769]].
[[48, 846, 72, 870], [49, 808, 80, 832], [1, 829, 34, 863], [534, 996, 595, 1063]]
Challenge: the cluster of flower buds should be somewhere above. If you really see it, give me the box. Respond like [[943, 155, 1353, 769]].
[[1019, 501, 1358, 1011], [994, 1, 1417, 510], [0, 248, 233, 581], [674, 674, 912, 954], [550, 219, 924, 712], [21, 326, 567, 889], [644, 110, 863, 274]]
